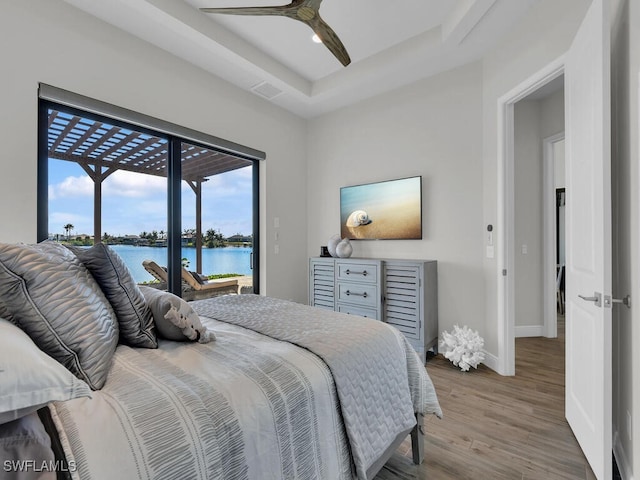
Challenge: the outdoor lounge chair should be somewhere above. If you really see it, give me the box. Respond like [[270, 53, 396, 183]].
[[142, 259, 239, 300]]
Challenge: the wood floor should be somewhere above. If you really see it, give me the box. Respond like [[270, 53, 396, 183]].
[[375, 317, 596, 480]]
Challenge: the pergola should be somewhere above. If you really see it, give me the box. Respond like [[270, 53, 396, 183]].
[[47, 108, 251, 273]]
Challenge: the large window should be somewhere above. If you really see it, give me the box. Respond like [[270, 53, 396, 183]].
[[38, 96, 260, 297]]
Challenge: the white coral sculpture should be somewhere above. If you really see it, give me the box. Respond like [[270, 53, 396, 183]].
[[440, 325, 485, 372]]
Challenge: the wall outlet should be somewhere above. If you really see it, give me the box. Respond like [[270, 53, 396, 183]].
[[274, 244, 279, 255], [521, 244, 528, 254]]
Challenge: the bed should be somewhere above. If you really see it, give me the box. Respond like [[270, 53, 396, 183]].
[[0, 241, 441, 480]]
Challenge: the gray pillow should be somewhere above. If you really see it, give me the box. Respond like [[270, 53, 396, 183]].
[[0, 241, 118, 390], [68, 244, 157, 349], [139, 286, 214, 343]]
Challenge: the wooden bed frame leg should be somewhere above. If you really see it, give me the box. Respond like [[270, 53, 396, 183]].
[[411, 413, 425, 465]]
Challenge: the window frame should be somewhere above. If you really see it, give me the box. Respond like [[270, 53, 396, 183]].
[[38, 97, 261, 296]]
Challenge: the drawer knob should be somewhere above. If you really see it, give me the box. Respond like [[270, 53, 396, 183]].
[[346, 290, 368, 298], [346, 269, 368, 277]]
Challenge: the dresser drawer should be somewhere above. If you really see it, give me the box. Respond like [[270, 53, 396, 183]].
[[337, 304, 380, 320], [337, 282, 379, 308], [336, 261, 379, 284]]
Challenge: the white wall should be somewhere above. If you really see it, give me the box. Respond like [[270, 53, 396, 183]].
[[514, 100, 543, 333], [540, 88, 566, 139], [307, 62, 485, 339], [611, 0, 638, 476], [0, 0, 309, 302], [513, 89, 564, 336], [554, 141, 566, 189]]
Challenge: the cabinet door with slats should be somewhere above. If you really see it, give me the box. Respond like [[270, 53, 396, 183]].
[[309, 259, 335, 310], [384, 264, 421, 340]]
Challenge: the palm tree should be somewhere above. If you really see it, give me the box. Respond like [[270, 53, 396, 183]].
[[63, 223, 74, 241], [205, 228, 224, 248]]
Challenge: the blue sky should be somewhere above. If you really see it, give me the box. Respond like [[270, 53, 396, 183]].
[[48, 159, 253, 238]]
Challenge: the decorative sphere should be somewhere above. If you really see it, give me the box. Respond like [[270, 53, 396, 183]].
[[336, 238, 353, 258], [327, 234, 342, 257]]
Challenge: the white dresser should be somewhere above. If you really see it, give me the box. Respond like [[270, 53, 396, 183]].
[[309, 257, 438, 363]]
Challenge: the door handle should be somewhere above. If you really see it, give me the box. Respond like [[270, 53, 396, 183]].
[[603, 295, 631, 309], [578, 292, 602, 307]]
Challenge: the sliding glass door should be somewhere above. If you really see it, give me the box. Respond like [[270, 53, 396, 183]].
[[180, 141, 255, 292], [39, 101, 259, 296]]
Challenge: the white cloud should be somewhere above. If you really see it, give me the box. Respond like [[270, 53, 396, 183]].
[[49, 175, 94, 199], [103, 171, 166, 198], [201, 168, 252, 198]]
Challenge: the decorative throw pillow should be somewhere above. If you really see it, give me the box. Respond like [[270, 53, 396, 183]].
[[68, 244, 157, 349], [139, 286, 215, 343], [0, 241, 119, 390], [0, 319, 91, 424]]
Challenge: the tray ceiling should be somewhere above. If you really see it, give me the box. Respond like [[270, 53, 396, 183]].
[[62, 0, 538, 117]]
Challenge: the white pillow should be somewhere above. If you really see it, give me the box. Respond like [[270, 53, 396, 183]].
[[0, 319, 91, 424]]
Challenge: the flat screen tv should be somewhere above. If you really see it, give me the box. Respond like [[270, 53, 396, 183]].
[[340, 176, 422, 240]]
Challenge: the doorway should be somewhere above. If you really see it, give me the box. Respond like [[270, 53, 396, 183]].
[[512, 82, 565, 346], [496, 56, 566, 376]]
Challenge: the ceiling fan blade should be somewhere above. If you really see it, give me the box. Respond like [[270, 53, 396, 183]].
[[308, 16, 351, 66], [200, 6, 290, 16], [300, 0, 323, 9], [201, 0, 351, 67]]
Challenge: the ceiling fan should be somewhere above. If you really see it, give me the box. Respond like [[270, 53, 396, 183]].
[[200, 0, 351, 66]]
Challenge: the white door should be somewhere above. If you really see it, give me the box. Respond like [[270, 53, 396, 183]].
[[564, 0, 612, 478]]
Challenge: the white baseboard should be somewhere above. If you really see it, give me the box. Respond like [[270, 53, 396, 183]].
[[515, 325, 544, 338], [613, 430, 634, 480], [481, 350, 500, 373]]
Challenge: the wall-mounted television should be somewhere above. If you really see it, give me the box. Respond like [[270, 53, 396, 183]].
[[340, 176, 422, 240]]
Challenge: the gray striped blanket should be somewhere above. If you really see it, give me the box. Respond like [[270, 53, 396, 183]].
[[50, 295, 440, 480], [192, 295, 441, 479]]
